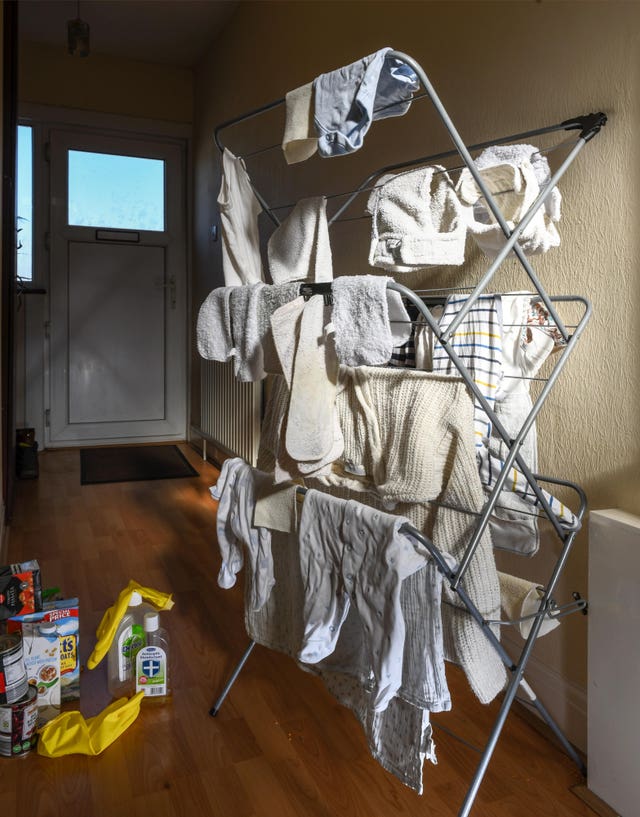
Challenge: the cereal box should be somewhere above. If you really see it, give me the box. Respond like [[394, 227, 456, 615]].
[[20, 621, 60, 725], [7, 598, 79, 702]]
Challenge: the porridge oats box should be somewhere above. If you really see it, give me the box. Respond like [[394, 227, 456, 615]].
[[18, 621, 60, 725], [6, 598, 79, 703]]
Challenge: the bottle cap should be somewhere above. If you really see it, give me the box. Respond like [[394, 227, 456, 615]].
[[39, 622, 57, 636], [130, 590, 142, 606], [144, 611, 159, 632]]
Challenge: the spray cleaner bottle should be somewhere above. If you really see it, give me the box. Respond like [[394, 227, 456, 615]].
[[107, 591, 154, 698], [135, 611, 170, 699]]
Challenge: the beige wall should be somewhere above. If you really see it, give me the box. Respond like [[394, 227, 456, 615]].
[[192, 0, 638, 748], [19, 40, 193, 123]]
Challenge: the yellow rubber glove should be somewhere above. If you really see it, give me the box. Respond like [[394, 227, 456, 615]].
[[87, 580, 174, 669], [37, 692, 145, 757]]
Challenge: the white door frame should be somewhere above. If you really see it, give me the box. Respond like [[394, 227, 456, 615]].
[[46, 125, 188, 447]]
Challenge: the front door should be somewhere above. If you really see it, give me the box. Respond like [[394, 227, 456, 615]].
[[48, 129, 186, 447]]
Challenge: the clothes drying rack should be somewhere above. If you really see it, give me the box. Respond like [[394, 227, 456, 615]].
[[207, 50, 607, 817]]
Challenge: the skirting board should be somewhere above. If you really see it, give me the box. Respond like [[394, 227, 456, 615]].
[[502, 631, 587, 752], [571, 785, 621, 817]]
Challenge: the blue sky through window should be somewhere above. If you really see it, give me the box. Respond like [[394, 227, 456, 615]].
[[17, 125, 33, 281], [68, 150, 165, 231]]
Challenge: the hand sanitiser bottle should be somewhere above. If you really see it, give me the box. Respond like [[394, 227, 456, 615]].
[[107, 591, 154, 698], [135, 611, 170, 699]]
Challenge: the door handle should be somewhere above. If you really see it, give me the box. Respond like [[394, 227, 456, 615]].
[[156, 275, 176, 309]]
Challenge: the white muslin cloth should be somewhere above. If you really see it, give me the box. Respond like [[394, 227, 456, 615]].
[[267, 196, 333, 284], [217, 148, 264, 286]]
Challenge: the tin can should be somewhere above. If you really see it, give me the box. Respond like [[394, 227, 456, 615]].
[[0, 633, 29, 705], [0, 685, 38, 756]]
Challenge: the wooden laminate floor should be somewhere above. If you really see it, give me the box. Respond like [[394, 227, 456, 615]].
[[2, 446, 594, 817]]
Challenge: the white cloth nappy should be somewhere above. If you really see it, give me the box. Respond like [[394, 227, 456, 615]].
[[456, 143, 561, 258]]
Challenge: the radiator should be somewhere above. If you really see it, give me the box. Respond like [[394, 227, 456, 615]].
[[197, 360, 262, 466]]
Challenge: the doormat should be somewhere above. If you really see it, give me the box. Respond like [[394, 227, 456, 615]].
[[80, 445, 198, 485]]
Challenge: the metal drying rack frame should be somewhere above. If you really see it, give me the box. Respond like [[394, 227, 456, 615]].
[[209, 49, 607, 817]]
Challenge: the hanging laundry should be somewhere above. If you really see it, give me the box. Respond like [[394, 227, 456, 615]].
[[217, 148, 264, 286], [210, 457, 293, 613], [196, 286, 234, 363], [269, 296, 344, 480], [456, 143, 561, 258], [267, 196, 333, 284], [229, 282, 267, 381], [282, 81, 318, 164], [367, 165, 467, 271], [297, 489, 451, 714], [331, 275, 411, 366], [432, 294, 503, 449], [490, 293, 566, 554], [257, 365, 507, 706], [498, 571, 560, 640], [314, 47, 419, 157]]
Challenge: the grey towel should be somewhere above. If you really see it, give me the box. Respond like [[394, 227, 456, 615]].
[[332, 275, 410, 366], [196, 286, 234, 362], [229, 283, 266, 381]]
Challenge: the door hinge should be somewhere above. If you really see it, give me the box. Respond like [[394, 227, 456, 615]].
[[45, 409, 50, 428], [44, 142, 51, 163]]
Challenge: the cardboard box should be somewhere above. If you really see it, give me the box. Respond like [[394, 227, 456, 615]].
[[20, 622, 60, 725], [7, 599, 79, 702]]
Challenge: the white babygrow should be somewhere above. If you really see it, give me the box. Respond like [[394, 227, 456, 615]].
[[210, 457, 275, 612], [297, 489, 447, 713]]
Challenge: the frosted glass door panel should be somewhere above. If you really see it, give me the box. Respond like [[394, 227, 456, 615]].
[[68, 150, 165, 231], [68, 242, 165, 423]]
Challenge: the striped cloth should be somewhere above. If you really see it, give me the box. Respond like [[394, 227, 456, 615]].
[[432, 295, 503, 448], [431, 294, 579, 532]]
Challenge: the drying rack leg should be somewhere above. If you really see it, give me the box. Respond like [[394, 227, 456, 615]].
[[209, 639, 256, 716], [457, 636, 584, 817], [519, 678, 587, 775]]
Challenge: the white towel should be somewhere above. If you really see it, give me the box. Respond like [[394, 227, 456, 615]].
[[282, 82, 318, 165], [498, 571, 560, 639], [332, 275, 410, 366], [196, 286, 234, 362], [367, 165, 467, 272], [267, 196, 333, 284]]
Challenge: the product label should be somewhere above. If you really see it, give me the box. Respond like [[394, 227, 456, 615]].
[[59, 635, 77, 675], [136, 646, 167, 697], [117, 625, 133, 680]]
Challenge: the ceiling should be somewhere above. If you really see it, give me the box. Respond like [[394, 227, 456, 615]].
[[18, 0, 239, 68]]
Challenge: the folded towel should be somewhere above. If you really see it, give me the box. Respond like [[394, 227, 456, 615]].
[[332, 275, 410, 366], [229, 282, 267, 381], [267, 196, 333, 284], [367, 166, 467, 272], [282, 81, 318, 165], [498, 571, 560, 639], [196, 286, 234, 362]]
